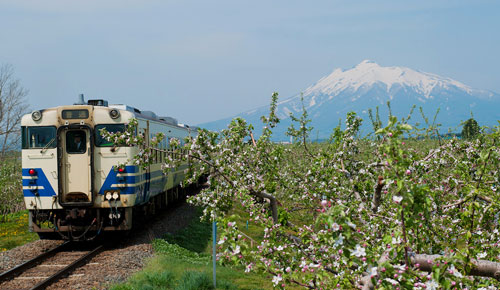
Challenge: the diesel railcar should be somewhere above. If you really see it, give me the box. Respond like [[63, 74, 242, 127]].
[[21, 95, 196, 240]]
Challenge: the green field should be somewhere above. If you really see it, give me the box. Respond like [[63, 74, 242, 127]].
[[0, 210, 39, 252]]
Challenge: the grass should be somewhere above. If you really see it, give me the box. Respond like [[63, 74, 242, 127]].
[[0, 210, 39, 252], [230, 207, 263, 240], [109, 207, 287, 290], [162, 213, 212, 253]]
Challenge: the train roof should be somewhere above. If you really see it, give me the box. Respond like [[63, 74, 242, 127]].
[[77, 96, 190, 128], [23, 95, 197, 131]]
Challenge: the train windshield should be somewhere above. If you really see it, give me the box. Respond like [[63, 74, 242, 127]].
[[95, 124, 126, 147], [22, 126, 57, 149]]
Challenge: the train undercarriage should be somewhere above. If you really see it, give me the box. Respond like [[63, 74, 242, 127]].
[[29, 185, 189, 241]]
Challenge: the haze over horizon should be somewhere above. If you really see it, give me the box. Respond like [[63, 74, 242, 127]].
[[0, 0, 499, 125]]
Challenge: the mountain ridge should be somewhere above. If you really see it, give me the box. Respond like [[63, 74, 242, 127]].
[[200, 61, 500, 140]]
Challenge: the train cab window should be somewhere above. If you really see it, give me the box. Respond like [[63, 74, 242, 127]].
[[66, 131, 86, 154], [95, 124, 126, 147], [22, 126, 57, 149]]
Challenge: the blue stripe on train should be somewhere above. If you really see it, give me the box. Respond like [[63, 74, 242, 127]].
[[98, 166, 169, 202], [22, 166, 175, 201], [98, 165, 140, 195], [22, 168, 57, 197]]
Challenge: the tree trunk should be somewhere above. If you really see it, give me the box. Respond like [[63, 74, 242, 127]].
[[360, 254, 500, 289]]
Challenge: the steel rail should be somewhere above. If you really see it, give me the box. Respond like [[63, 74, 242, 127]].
[[30, 244, 104, 290], [0, 241, 71, 283]]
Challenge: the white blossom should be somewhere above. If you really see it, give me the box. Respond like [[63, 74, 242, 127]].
[[384, 278, 398, 285], [393, 195, 403, 203], [334, 234, 344, 247], [351, 244, 366, 257], [449, 264, 463, 278], [425, 280, 439, 290], [272, 275, 282, 286]]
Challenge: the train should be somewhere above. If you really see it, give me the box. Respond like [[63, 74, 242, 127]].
[[21, 95, 197, 240]]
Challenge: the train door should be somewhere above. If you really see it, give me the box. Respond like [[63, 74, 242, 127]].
[[59, 128, 93, 205]]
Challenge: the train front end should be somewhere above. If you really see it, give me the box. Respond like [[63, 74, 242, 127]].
[[21, 100, 135, 240]]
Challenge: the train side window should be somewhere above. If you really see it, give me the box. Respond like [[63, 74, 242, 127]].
[[168, 137, 173, 158], [95, 124, 126, 147], [66, 130, 86, 154], [163, 138, 167, 161], [24, 126, 57, 149]]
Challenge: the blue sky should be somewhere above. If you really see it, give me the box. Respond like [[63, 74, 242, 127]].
[[1, 0, 499, 125]]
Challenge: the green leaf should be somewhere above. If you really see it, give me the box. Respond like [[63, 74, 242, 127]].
[[480, 150, 489, 161], [433, 267, 441, 280], [400, 124, 413, 131], [397, 179, 403, 192], [383, 235, 392, 244]]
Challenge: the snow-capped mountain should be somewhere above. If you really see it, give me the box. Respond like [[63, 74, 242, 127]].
[[201, 60, 500, 140]]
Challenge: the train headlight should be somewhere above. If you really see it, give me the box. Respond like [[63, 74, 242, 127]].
[[31, 110, 42, 121], [105, 192, 112, 200], [109, 109, 120, 119], [112, 191, 120, 200]]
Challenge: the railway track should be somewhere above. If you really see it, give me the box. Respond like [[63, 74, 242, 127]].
[[0, 241, 104, 290]]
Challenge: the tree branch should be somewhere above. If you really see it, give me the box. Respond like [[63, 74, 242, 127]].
[[371, 176, 384, 213], [412, 254, 500, 281], [250, 189, 279, 224], [360, 253, 500, 289]]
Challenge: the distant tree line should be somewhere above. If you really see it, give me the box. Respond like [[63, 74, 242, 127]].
[[0, 64, 28, 220], [0, 63, 28, 158]]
